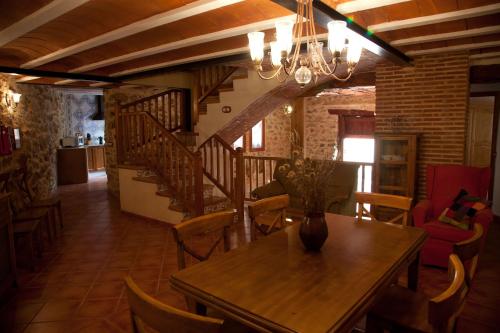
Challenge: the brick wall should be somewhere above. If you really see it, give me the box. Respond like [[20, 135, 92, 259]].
[[375, 52, 470, 199]]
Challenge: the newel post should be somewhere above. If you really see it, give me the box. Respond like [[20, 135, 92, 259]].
[[115, 101, 123, 165], [193, 150, 204, 216], [235, 147, 245, 223]]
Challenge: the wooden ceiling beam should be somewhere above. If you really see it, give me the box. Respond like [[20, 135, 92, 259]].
[[406, 40, 500, 56], [369, 3, 500, 33], [0, 66, 120, 83], [335, 0, 411, 14], [271, 0, 411, 66], [68, 14, 296, 74], [392, 25, 500, 46], [0, 0, 90, 47], [20, 0, 244, 69]]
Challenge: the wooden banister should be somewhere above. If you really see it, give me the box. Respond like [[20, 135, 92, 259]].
[[197, 134, 244, 222], [116, 90, 204, 217]]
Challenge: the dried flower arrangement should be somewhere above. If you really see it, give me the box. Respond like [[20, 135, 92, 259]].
[[278, 130, 341, 215]]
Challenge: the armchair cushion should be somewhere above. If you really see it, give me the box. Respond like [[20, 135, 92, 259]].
[[438, 189, 489, 230], [251, 180, 286, 199], [416, 164, 492, 268]]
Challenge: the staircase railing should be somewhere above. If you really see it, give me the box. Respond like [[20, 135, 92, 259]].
[[194, 65, 238, 116], [116, 91, 204, 217], [197, 134, 244, 222]]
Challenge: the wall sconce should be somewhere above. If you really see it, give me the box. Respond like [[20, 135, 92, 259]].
[[282, 104, 293, 115], [5, 90, 22, 110]]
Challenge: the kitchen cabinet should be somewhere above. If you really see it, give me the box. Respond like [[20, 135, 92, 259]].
[[87, 146, 106, 171], [57, 147, 88, 185]]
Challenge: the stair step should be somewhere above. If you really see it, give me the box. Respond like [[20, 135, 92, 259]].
[[156, 190, 172, 197], [132, 176, 158, 184], [203, 195, 230, 206], [168, 202, 186, 212], [232, 74, 248, 81], [118, 163, 146, 170], [217, 84, 234, 93], [204, 96, 220, 104]]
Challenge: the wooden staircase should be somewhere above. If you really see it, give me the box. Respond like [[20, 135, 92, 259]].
[[116, 85, 245, 221], [195, 65, 248, 117]]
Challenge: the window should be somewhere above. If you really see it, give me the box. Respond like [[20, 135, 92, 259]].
[[232, 136, 244, 150], [250, 119, 265, 151], [343, 137, 374, 164]]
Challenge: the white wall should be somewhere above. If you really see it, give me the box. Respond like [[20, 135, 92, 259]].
[[196, 69, 280, 145], [493, 111, 500, 216]]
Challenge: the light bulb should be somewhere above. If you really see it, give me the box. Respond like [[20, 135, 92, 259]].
[[327, 20, 347, 55], [275, 20, 293, 55], [247, 31, 265, 63], [347, 32, 363, 67], [295, 64, 312, 87], [270, 41, 282, 67]]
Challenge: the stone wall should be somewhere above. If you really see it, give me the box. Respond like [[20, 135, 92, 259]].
[[62, 93, 104, 143], [303, 89, 375, 159], [375, 52, 470, 198], [242, 105, 292, 158], [0, 74, 64, 198], [104, 86, 161, 197]]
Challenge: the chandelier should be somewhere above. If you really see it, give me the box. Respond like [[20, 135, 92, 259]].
[[247, 0, 363, 87]]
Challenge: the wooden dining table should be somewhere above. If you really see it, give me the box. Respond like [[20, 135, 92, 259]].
[[170, 213, 428, 333]]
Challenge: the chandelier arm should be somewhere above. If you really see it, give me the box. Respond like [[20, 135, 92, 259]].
[[256, 67, 287, 80], [329, 70, 354, 82]]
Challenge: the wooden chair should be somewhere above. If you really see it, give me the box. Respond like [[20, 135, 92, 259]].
[[13, 220, 43, 272], [355, 192, 412, 226], [247, 194, 289, 241], [11, 165, 64, 233], [124, 276, 224, 333], [366, 254, 468, 333], [0, 171, 54, 244], [172, 210, 236, 270], [453, 223, 483, 287]]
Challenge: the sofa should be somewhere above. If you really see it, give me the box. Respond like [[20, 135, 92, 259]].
[[251, 160, 358, 216], [412, 165, 493, 268]]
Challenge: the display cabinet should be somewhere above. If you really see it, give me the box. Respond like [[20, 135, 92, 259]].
[[374, 134, 418, 198]]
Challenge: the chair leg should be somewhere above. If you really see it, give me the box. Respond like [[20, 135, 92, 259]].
[[51, 208, 58, 236], [28, 233, 36, 272], [44, 215, 53, 244], [36, 225, 43, 257], [57, 201, 63, 229]]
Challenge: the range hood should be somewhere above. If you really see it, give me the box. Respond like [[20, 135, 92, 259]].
[[91, 95, 104, 120]]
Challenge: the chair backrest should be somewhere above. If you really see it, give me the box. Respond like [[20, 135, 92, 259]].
[[172, 210, 235, 270], [428, 254, 468, 333], [426, 165, 490, 218], [10, 166, 34, 202], [355, 192, 412, 226], [453, 223, 483, 286], [0, 171, 10, 193], [124, 276, 223, 333], [247, 194, 289, 239]]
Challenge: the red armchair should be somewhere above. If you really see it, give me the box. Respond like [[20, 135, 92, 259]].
[[413, 165, 492, 268]]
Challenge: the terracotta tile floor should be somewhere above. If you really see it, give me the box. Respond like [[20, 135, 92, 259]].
[[1, 171, 499, 332]]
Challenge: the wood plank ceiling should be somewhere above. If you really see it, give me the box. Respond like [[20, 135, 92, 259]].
[[0, 0, 499, 87]]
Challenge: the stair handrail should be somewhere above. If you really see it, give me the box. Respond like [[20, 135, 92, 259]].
[[120, 88, 185, 108], [197, 67, 238, 105], [116, 97, 204, 217], [197, 134, 244, 222]]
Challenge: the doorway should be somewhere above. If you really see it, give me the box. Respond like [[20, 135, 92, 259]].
[[467, 94, 500, 217]]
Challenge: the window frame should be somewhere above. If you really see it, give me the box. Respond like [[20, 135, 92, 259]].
[[249, 119, 265, 152]]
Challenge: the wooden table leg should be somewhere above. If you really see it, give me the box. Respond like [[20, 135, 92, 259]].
[[408, 252, 420, 291]]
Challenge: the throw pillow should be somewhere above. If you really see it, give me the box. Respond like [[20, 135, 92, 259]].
[[438, 189, 489, 230]]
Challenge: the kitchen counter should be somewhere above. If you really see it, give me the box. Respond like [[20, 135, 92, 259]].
[[57, 148, 88, 185]]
